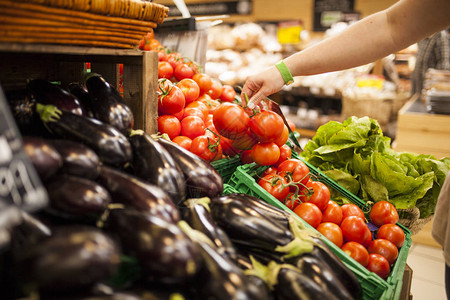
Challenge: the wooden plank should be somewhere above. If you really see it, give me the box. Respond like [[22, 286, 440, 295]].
[[142, 51, 158, 134]]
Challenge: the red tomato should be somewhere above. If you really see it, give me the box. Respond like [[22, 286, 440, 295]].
[[172, 135, 192, 151], [192, 73, 213, 93], [274, 125, 289, 146], [277, 159, 310, 191], [186, 101, 209, 121], [166, 52, 183, 70], [172, 108, 184, 121], [190, 135, 222, 162], [180, 115, 205, 140], [258, 174, 289, 201], [231, 129, 258, 150], [251, 142, 280, 166], [377, 224, 405, 248], [220, 85, 236, 102], [158, 61, 174, 79], [262, 167, 278, 177], [369, 201, 399, 228], [341, 203, 366, 220], [304, 181, 330, 211], [322, 200, 343, 225], [176, 78, 200, 105], [340, 216, 372, 246], [198, 95, 220, 114], [368, 239, 399, 265], [367, 254, 391, 280], [317, 222, 344, 247], [240, 150, 253, 164], [174, 63, 195, 81], [157, 80, 185, 115], [208, 79, 223, 100], [249, 110, 284, 143], [183, 107, 206, 122], [284, 193, 300, 210], [293, 202, 322, 228], [213, 102, 250, 139], [157, 115, 181, 140], [273, 144, 292, 167], [342, 241, 370, 267]]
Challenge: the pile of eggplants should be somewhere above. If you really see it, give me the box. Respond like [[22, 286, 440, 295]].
[[2, 75, 362, 300]]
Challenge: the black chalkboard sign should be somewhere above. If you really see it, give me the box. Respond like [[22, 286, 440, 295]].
[[313, 0, 355, 31]]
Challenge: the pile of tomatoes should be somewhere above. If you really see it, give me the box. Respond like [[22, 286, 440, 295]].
[[140, 32, 297, 164], [256, 159, 406, 280]]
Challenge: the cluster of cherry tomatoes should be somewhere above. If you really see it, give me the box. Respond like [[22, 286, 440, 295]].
[[256, 159, 406, 280]]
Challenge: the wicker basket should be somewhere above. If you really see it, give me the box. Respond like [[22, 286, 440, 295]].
[[0, 0, 168, 48], [398, 207, 433, 236]]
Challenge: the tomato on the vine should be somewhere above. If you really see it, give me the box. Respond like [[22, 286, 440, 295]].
[[251, 142, 280, 166], [166, 52, 183, 70], [157, 115, 180, 140], [219, 135, 241, 157], [231, 129, 258, 150], [174, 63, 195, 81], [284, 193, 300, 210], [322, 200, 343, 225], [304, 181, 330, 211], [293, 202, 322, 228], [368, 239, 399, 265], [340, 216, 372, 246], [249, 110, 284, 143], [317, 222, 344, 247], [183, 107, 206, 122], [369, 201, 399, 227], [277, 159, 310, 191], [258, 174, 289, 201], [262, 167, 278, 177], [240, 150, 253, 164], [367, 254, 391, 279], [158, 61, 174, 79], [172, 135, 192, 151], [274, 125, 289, 146], [198, 95, 220, 114], [180, 115, 205, 140], [176, 78, 200, 105], [158, 79, 185, 115], [273, 144, 292, 167], [213, 102, 249, 139], [190, 135, 222, 162], [342, 241, 370, 267], [220, 85, 236, 102], [376, 224, 405, 248]]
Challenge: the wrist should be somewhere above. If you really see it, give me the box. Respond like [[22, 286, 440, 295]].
[[275, 60, 294, 86]]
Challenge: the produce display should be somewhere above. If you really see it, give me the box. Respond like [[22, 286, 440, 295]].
[[2, 74, 365, 300], [300, 116, 450, 222]]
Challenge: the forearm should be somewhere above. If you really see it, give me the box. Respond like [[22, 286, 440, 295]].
[[284, 0, 450, 77]]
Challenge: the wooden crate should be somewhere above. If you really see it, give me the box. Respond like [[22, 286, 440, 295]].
[[394, 94, 450, 159], [0, 43, 158, 134]]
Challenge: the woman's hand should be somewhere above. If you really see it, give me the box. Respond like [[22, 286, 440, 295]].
[[241, 65, 285, 108]]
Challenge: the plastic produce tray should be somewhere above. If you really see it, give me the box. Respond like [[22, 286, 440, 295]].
[[227, 152, 412, 300], [210, 155, 242, 184]]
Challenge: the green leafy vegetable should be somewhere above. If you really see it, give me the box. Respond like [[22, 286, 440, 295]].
[[301, 116, 450, 218]]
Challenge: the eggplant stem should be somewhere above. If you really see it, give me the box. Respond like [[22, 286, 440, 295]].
[[178, 220, 216, 249], [244, 256, 272, 289], [129, 129, 145, 137], [183, 197, 211, 211], [36, 103, 62, 123], [275, 236, 314, 259]]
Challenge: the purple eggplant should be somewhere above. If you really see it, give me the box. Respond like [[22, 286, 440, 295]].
[[14, 226, 120, 295], [158, 138, 223, 198], [27, 79, 86, 116], [182, 198, 237, 262], [97, 165, 180, 223], [50, 139, 100, 179], [129, 130, 186, 205], [22, 136, 62, 182], [106, 208, 201, 284], [36, 104, 132, 168], [84, 73, 134, 135], [68, 82, 95, 118], [44, 175, 111, 222]]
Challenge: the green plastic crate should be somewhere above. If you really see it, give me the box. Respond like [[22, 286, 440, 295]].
[[210, 155, 242, 184], [227, 154, 412, 300]]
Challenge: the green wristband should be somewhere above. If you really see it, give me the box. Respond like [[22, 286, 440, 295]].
[[275, 60, 294, 86]]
